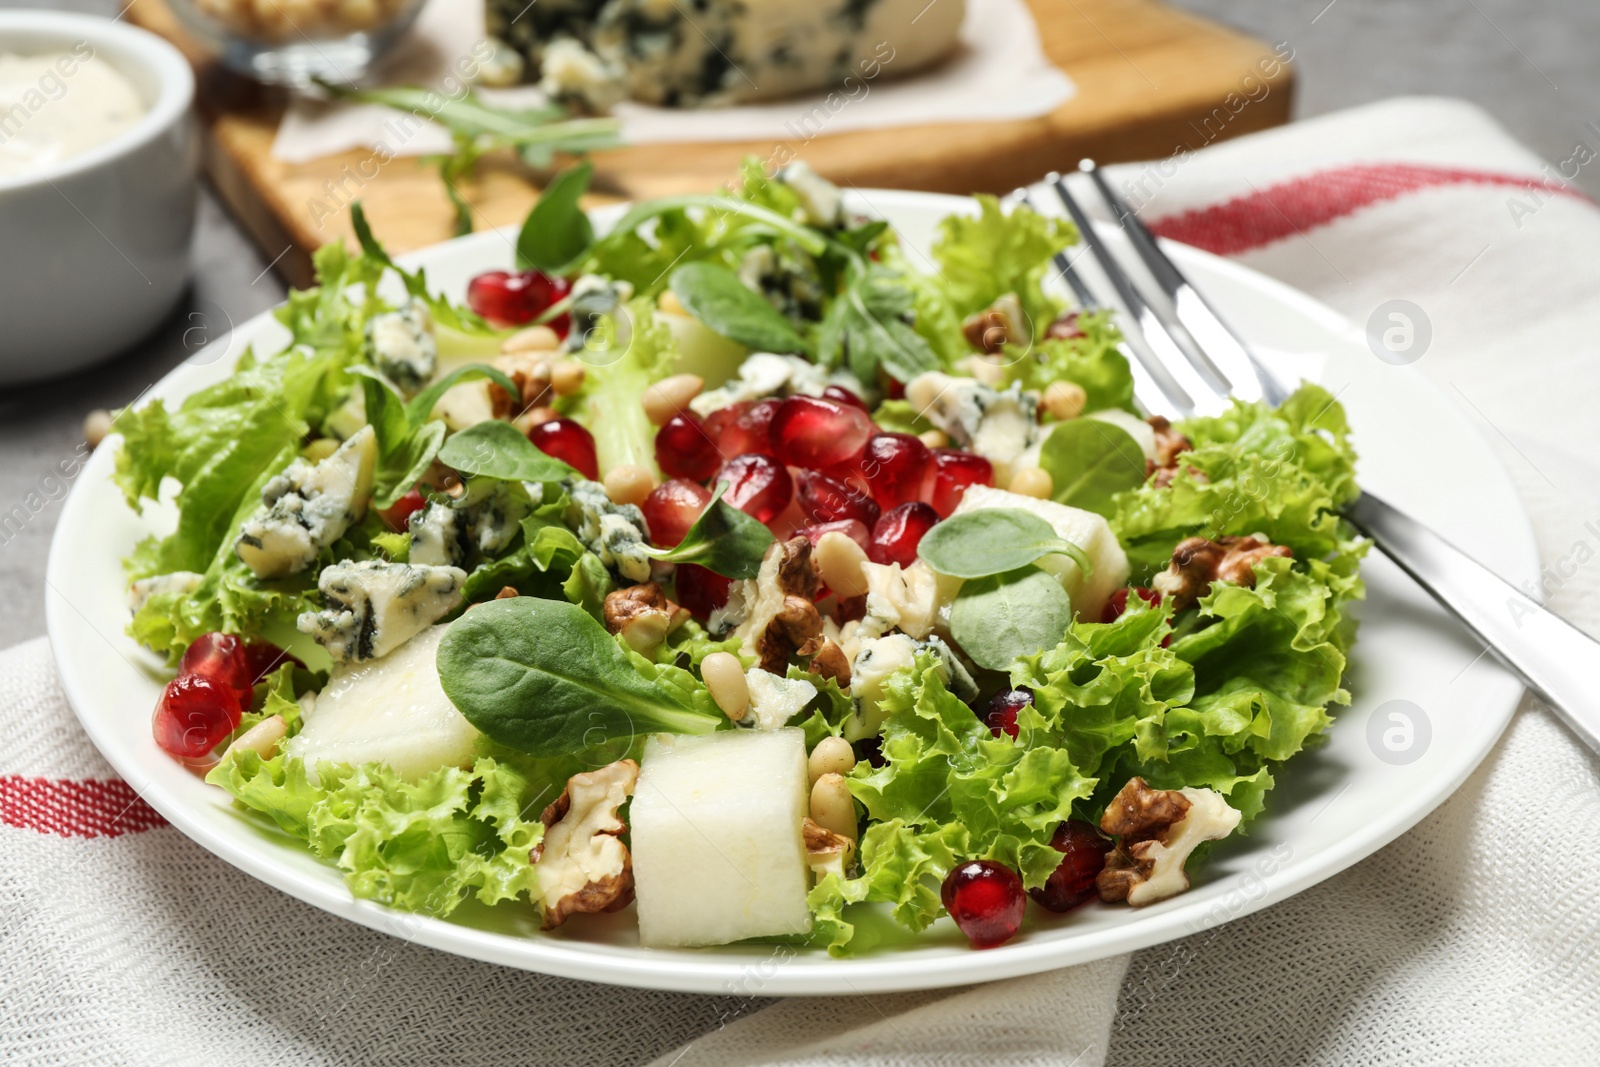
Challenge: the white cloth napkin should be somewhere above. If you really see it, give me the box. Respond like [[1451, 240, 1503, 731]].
[[270, 0, 1075, 161], [8, 96, 1600, 1065]]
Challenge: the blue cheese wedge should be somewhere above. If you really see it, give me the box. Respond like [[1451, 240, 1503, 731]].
[[297, 559, 467, 663], [236, 426, 377, 579], [365, 298, 438, 397], [775, 162, 844, 229], [487, 0, 966, 110]]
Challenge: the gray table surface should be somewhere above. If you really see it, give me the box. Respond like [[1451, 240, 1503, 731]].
[[3, 0, 1597, 650]]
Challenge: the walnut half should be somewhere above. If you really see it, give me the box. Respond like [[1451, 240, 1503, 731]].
[[802, 816, 856, 883], [1150, 534, 1294, 611], [1096, 777, 1242, 907], [603, 582, 689, 654], [531, 758, 640, 929], [734, 537, 825, 674]]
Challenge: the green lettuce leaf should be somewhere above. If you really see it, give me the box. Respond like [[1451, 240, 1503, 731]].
[[999, 310, 1135, 414]]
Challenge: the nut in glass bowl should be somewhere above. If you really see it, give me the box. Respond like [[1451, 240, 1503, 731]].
[[167, 0, 427, 84]]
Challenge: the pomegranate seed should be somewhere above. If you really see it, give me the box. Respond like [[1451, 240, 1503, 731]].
[[153, 674, 243, 760], [883, 376, 906, 400], [656, 413, 723, 482], [796, 469, 881, 527], [1030, 820, 1113, 913], [179, 633, 252, 706], [770, 396, 873, 469], [715, 453, 793, 524], [675, 563, 730, 619], [1045, 311, 1084, 341], [979, 687, 1033, 740], [941, 860, 1026, 948], [859, 433, 930, 508], [800, 518, 871, 553], [924, 449, 993, 517], [379, 488, 427, 533], [822, 384, 868, 410], [466, 269, 571, 332], [1101, 587, 1162, 623], [527, 417, 599, 480], [241, 641, 300, 685], [642, 479, 712, 546], [704, 399, 779, 457], [869, 501, 939, 567]]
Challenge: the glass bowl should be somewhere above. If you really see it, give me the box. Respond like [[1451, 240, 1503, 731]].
[[167, 0, 427, 84]]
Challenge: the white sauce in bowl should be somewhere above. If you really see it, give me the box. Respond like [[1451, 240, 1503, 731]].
[[0, 45, 147, 179]]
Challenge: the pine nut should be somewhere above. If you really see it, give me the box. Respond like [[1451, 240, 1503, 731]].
[[918, 429, 949, 449], [603, 464, 656, 508], [904, 373, 943, 416], [512, 405, 559, 434], [83, 409, 113, 448], [550, 360, 586, 396], [1010, 467, 1053, 499], [658, 290, 688, 316], [702, 652, 749, 722], [814, 532, 870, 599], [641, 374, 704, 425], [807, 736, 856, 785], [810, 773, 857, 841], [960, 355, 1004, 388], [1043, 380, 1088, 421], [501, 325, 561, 354], [224, 714, 287, 760]]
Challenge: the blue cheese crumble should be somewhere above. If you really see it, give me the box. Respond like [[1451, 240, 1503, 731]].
[[236, 426, 377, 579], [531, 477, 653, 583], [297, 560, 467, 663], [365, 298, 438, 397]]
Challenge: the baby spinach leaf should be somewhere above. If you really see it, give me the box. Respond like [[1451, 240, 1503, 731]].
[[916, 507, 1092, 579], [517, 161, 595, 274], [438, 598, 721, 756], [437, 420, 577, 483], [406, 364, 520, 427], [950, 567, 1075, 671], [669, 261, 811, 354], [641, 481, 775, 579], [1039, 418, 1147, 518]]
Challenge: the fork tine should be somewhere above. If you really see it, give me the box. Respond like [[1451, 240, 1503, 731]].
[[1079, 159, 1284, 405], [1014, 188, 1182, 420], [1048, 174, 1231, 419]]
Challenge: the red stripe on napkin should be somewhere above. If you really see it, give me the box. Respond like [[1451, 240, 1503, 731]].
[[1148, 163, 1590, 255], [0, 776, 167, 838]]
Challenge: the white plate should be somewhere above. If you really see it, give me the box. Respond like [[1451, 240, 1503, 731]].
[[46, 190, 1536, 996]]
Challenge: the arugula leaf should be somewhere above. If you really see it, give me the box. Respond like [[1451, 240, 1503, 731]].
[[437, 598, 722, 756], [516, 161, 595, 273], [437, 420, 577, 482], [640, 482, 775, 579], [1038, 418, 1147, 517], [349, 201, 497, 334], [669, 261, 811, 354], [817, 265, 939, 384], [950, 567, 1076, 671], [916, 508, 1092, 579]]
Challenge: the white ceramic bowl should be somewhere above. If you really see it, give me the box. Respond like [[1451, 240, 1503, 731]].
[[0, 11, 196, 385]]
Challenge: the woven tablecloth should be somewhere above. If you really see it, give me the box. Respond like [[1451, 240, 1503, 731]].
[[6, 97, 1600, 1065]]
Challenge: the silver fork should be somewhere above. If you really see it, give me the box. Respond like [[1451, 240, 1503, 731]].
[[1021, 160, 1600, 754]]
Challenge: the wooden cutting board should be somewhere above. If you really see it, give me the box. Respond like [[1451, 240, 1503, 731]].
[[129, 0, 1293, 287]]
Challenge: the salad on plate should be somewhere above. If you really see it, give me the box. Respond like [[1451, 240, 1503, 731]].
[[113, 161, 1366, 953]]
